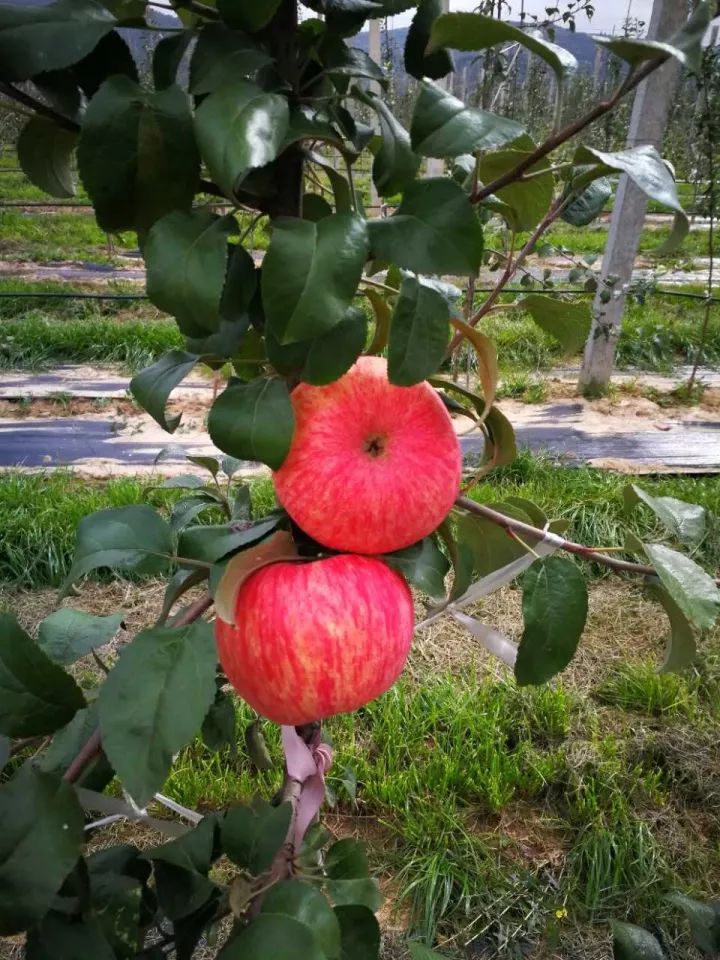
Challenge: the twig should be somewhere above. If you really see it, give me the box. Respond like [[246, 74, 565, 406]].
[[456, 496, 720, 586]]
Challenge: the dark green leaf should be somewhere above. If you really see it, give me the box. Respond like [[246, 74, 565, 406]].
[[37, 609, 123, 666], [130, 350, 199, 433], [0, 0, 116, 81], [404, 0, 453, 80], [17, 117, 76, 199], [202, 691, 237, 751], [612, 921, 666, 960], [502, 497, 547, 528], [62, 504, 174, 595], [667, 891, 720, 955], [174, 894, 221, 960], [78, 77, 199, 233], [388, 275, 449, 385], [642, 543, 719, 633], [358, 91, 420, 198], [326, 839, 370, 879], [195, 78, 289, 197], [454, 508, 527, 583], [26, 913, 114, 960], [411, 81, 523, 158], [71, 30, 138, 98], [178, 517, 278, 564], [0, 765, 84, 935], [624, 485, 706, 547], [562, 178, 611, 227], [515, 556, 588, 685], [153, 31, 193, 89], [369, 178, 484, 276], [219, 913, 326, 960], [303, 193, 334, 222], [145, 210, 237, 336], [384, 538, 450, 601], [328, 878, 383, 911], [519, 294, 591, 354], [0, 614, 85, 737], [89, 871, 142, 960], [0, 737, 8, 772], [149, 815, 218, 920], [190, 23, 273, 94], [244, 720, 273, 771], [309, 151, 352, 214], [323, 39, 384, 82], [336, 905, 381, 960], [301, 307, 368, 386], [37, 704, 100, 778], [262, 214, 369, 344], [217, 0, 281, 32], [429, 12, 578, 84], [480, 139, 554, 232], [170, 496, 220, 534], [98, 620, 217, 805], [262, 880, 341, 958], [208, 377, 294, 469], [221, 801, 291, 874]]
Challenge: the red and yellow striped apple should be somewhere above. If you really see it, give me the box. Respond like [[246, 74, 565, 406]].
[[215, 554, 414, 725], [273, 356, 462, 555]]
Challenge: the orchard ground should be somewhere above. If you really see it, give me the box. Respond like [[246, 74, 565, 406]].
[[1, 155, 719, 958]]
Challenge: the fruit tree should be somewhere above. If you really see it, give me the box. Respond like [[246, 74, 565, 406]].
[[0, 0, 719, 956]]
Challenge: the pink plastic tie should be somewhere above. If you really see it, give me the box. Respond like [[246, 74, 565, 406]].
[[281, 725, 333, 849]]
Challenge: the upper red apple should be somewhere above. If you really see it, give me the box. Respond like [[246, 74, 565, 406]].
[[273, 356, 461, 554], [215, 553, 414, 725]]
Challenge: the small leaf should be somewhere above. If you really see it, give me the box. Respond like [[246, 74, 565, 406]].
[[37, 608, 123, 665], [642, 543, 719, 633], [612, 921, 666, 960], [62, 505, 174, 596], [153, 31, 193, 89], [562, 178, 611, 227], [336, 905, 381, 960], [189, 22, 272, 94], [244, 720, 273, 771], [625, 485, 706, 547], [261, 880, 341, 959], [384, 538, 450, 601], [221, 801, 291, 874], [328, 879, 383, 912], [454, 509, 526, 582], [368, 178, 484, 276], [449, 318, 498, 422], [301, 308, 368, 386], [262, 214, 369, 345], [145, 210, 237, 336], [130, 350, 199, 433], [667, 891, 720, 956], [217, 0, 282, 32], [0, 765, 85, 935], [98, 621, 217, 805], [519, 294, 591, 355], [515, 556, 588, 685], [26, 913, 115, 960], [411, 80, 523, 158], [202, 691, 237, 751], [17, 116, 76, 199], [388, 276, 450, 386], [219, 913, 325, 960], [195, 78, 289, 197], [409, 944, 447, 960], [480, 138, 554, 232], [357, 89, 420, 197], [215, 530, 298, 624], [208, 377, 295, 469], [404, 0, 453, 80], [149, 816, 219, 920], [178, 517, 279, 565]]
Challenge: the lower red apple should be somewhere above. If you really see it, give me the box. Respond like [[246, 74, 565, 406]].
[[215, 553, 414, 725], [273, 356, 461, 555]]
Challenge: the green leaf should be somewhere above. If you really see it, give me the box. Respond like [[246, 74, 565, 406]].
[[326, 839, 370, 879], [642, 543, 719, 633], [328, 878, 383, 912], [244, 720, 274, 771], [62, 504, 174, 596], [388, 275, 449, 386], [309, 151, 352, 214], [368, 178, 484, 276], [26, 912, 115, 960], [202, 691, 237, 751], [323, 38, 385, 83], [411, 81, 523, 159], [429, 12, 578, 85], [301, 307, 368, 386], [37, 704, 104, 781], [37, 609, 123, 666], [562, 178, 612, 227], [153, 31, 193, 90], [17, 117, 77, 199], [336, 905, 381, 960], [519, 294, 591, 354], [221, 801, 291, 874], [208, 377, 295, 469], [0, 0, 116, 82], [130, 350, 199, 433], [409, 945, 446, 960], [217, 0, 281, 32], [195, 78, 289, 197], [645, 583, 697, 673], [667, 891, 720, 956], [98, 620, 217, 805], [624, 485, 706, 547], [178, 517, 279, 564], [0, 614, 85, 737], [515, 556, 588, 686], [480, 139, 554, 232], [149, 815, 218, 920], [455, 508, 527, 582], [262, 880, 341, 958], [0, 737, 8, 772], [145, 210, 237, 336], [404, 0, 453, 80], [190, 23, 273, 94], [262, 214, 369, 344], [0, 765, 85, 935], [358, 91, 420, 198], [219, 913, 325, 960], [612, 921, 666, 960], [78, 77, 199, 233], [384, 538, 450, 601], [71, 29, 138, 98]]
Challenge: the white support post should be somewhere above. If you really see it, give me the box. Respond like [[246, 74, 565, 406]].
[[578, 0, 688, 394]]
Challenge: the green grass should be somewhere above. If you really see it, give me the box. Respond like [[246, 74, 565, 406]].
[[0, 209, 137, 261], [596, 662, 699, 718]]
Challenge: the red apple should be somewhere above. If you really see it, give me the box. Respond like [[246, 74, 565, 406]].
[[215, 554, 414, 725], [273, 356, 461, 554]]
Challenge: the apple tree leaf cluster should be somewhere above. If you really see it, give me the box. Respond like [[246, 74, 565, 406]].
[[1, 0, 719, 953]]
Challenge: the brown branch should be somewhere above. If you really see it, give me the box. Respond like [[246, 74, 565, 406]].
[[0, 81, 80, 133], [474, 58, 664, 204], [63, 594, 213, 785], [456, 496, 720, 586]]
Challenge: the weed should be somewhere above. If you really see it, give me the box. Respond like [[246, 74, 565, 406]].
[[596, 663, 698, 718]]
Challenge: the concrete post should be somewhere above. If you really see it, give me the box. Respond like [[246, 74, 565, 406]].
[[578, 0, 689, 394], [425, 0, 450, 178]]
